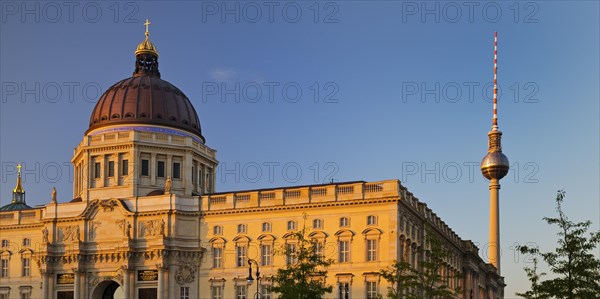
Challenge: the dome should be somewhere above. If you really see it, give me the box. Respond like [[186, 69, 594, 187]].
[[86, 75, 204, 142], [0, 202, 32, 212], [85, 24, 205, 142]]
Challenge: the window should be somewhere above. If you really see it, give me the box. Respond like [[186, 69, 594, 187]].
[[236, 285, 247, 299], [20, 293, 30, 299], [157, 161, 165, 177], [262, 222, 271, 232], [1, 258, 8, 277], [141, 159, 149, 176], [237, 224, 247, 234], [287, 220, 297, 231], [213, 225, 223, 235], [212, 247, 223, 268], [198, 169, 203, 187], [261, 244, 272, 266], [191, 166, 196, 185], [313, 219, 323, 229], [108, 161, 115, 177], [338, 282, 350, 299], [366, 239, 378, 261], [339, 217, 349, 227], [122, 159, 129, 176], [286, 243, 297, 265], [21, 258, 30, 277], [236, 245, 247, 267], [180, 287, 189, 299], [1, 240, 8, 248], [366, 281, 378, 299], [22, 238, 30, 247], [94, 162, 101, 178], [313, 242, 324, 260], [367, 215, 377, 225], [339, 240, 350, 263], [211, 286, 223, 299], [260, 285, 271, 299], [173, 162, 181, 179]]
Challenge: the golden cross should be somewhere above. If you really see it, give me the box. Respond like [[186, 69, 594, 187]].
[[16, 163, 22, 174], [144, 19, 151, 37]]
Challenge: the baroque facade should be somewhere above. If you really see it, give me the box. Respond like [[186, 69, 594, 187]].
[[0, 26, 504, 299]]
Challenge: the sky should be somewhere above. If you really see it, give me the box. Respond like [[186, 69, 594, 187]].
[[1, 1, 599, 297]]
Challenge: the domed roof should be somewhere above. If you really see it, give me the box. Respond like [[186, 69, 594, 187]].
[[86, 23, 205, 142], [86, 75, 204, 142], [0, 202, 32, 212]]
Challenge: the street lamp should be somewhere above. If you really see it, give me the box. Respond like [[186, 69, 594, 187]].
[[246, 259, 260, 299]]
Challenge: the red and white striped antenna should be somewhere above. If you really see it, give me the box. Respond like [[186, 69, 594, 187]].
[[492, 32, 498, 130]]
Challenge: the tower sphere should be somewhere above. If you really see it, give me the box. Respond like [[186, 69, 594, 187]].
[[480, 151, 509, 180]]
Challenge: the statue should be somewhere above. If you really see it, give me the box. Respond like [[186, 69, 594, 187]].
[[51, 187, 57, 203], [126, 221, 132, 239], [164, 176, 172, 194], [160, 219, 165, 236], [42, 227, 49, 243]]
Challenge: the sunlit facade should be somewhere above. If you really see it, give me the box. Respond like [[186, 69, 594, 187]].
[[0, 27, 504, 299]]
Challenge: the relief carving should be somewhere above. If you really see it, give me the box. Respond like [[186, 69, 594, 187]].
[[99, 199, 118, 212], [139, 219, 165, 237], [42, 227, 49, 243], [175, 264, 196, 286], [88, 221, 101, 241], [58, 225, 80, 243], [117, 220, 132, 239]]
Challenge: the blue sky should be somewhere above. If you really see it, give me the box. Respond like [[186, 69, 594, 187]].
[[1, 1, 598, 296]]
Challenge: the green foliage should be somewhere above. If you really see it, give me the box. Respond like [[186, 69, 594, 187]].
[[379, 234, 461, 299], [518, 190, 600, 299], [271, 228, 334, 299], [516, 257, 548, 299]]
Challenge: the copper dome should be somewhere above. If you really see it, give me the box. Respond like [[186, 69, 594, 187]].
[[86, 29, 205, 142]]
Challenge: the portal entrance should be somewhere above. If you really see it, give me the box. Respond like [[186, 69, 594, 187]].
[[92, 280, 125, 299]]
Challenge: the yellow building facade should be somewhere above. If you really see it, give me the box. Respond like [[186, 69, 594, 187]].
[[0, 27, 504, 299]]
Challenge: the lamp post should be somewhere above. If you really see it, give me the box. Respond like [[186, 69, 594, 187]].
[[246, 259, 260, 299]]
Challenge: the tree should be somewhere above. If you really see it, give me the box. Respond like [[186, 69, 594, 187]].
[[516, 257, 548, 299], [271, 227, 334, 299], [518, 190, 600, 298], [380, 234, 461, 299]]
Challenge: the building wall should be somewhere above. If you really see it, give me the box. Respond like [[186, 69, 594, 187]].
[[0, 209, 43, 299], [1, 179, 503, 299], [201, 196, 398, 298]]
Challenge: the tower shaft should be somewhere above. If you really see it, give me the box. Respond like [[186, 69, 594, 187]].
[[489, 178, 500, 273]]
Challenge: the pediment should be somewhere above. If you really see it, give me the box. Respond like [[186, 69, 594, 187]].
[[82, 198, 132, 219]]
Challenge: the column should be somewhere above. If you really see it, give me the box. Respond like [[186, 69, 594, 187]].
[[41, 269, 49, 299], [73, 268, 80, 299], [166, 154, 172, 179], [122, 266, 131, 299], [167, 264, 175, 299], [157, 264, 165, 299], [151, 153, 157, 185]]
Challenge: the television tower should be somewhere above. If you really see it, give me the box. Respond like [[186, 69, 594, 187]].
[[480, 32, 509, 274]]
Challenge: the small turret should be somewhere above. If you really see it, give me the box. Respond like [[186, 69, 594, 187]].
[[0, 163, 32, 211]]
